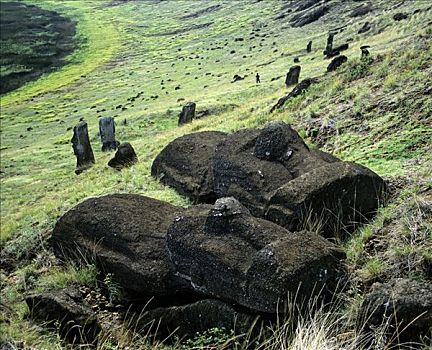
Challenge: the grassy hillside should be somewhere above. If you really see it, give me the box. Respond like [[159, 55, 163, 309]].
[[1, 0, 431, 348]]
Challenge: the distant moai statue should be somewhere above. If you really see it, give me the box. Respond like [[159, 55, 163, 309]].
[[325, 32, 335, 57], [178, 102, 196, 126], [360, 45, 370, 58], [306, 40, 312, 53], [99, 117, 119, 151], [71, 121, 95, 174], [285, 65, 301, 86]]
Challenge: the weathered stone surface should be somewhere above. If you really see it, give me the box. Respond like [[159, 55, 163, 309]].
[[134, 299, 253, 338], [108, 142, 137, 169], [178, 102, 196, 125], [285, 65, 301, 86], [51, 194, 205, 296], [26, 286, 101, 344], [151, 131, 227, 202], [99, 117, 119, 151], [167, 197, 346, 313], [327, 55, 348, 72], [265, 161, 386, 236], [357, 279, 432, 344], [212, 123, 330, 216], [71, 121, 95, 174]]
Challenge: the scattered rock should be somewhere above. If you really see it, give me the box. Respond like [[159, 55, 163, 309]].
[[108, 142, 137, 169], [327, 55, 348, 72]]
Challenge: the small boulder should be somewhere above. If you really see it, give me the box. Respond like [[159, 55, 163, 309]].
[[108, 142, 137, 169], [26, 286, 101, 344], [151, 131, 227, 202], [327, 55, 348, 72], [357, 279, 432, 344], [167, 197, 346, 313]]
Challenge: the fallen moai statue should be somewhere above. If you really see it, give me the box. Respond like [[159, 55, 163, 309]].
[[152, 121, 387, 237]]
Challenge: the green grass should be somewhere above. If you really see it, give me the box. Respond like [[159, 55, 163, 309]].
[[1, 0, 432, 348]]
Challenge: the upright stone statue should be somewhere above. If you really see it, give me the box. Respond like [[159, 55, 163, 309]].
[[306, 40, 312, 53], [71, 121, 95, 174], [325, 32, 334, 57], [178, 102, 196, 126], [285, 65, 301, 86], [99, 117, 119, 151]]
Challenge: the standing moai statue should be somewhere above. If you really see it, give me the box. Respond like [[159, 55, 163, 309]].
[[306, 40, 312, 53], [178, 102, 196, 126], [360, 45, 370, 58], [99, 117, 119, 151], [71, 121, 95, 174], [285, 65, 301, 86], [325, 32, 335, 57]]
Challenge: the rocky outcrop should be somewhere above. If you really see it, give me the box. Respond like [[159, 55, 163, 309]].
[[51, 194, 206, 296], [167, 197, 346, 313], [151, 131, 227, 202], [357, 279, 432, 344]]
